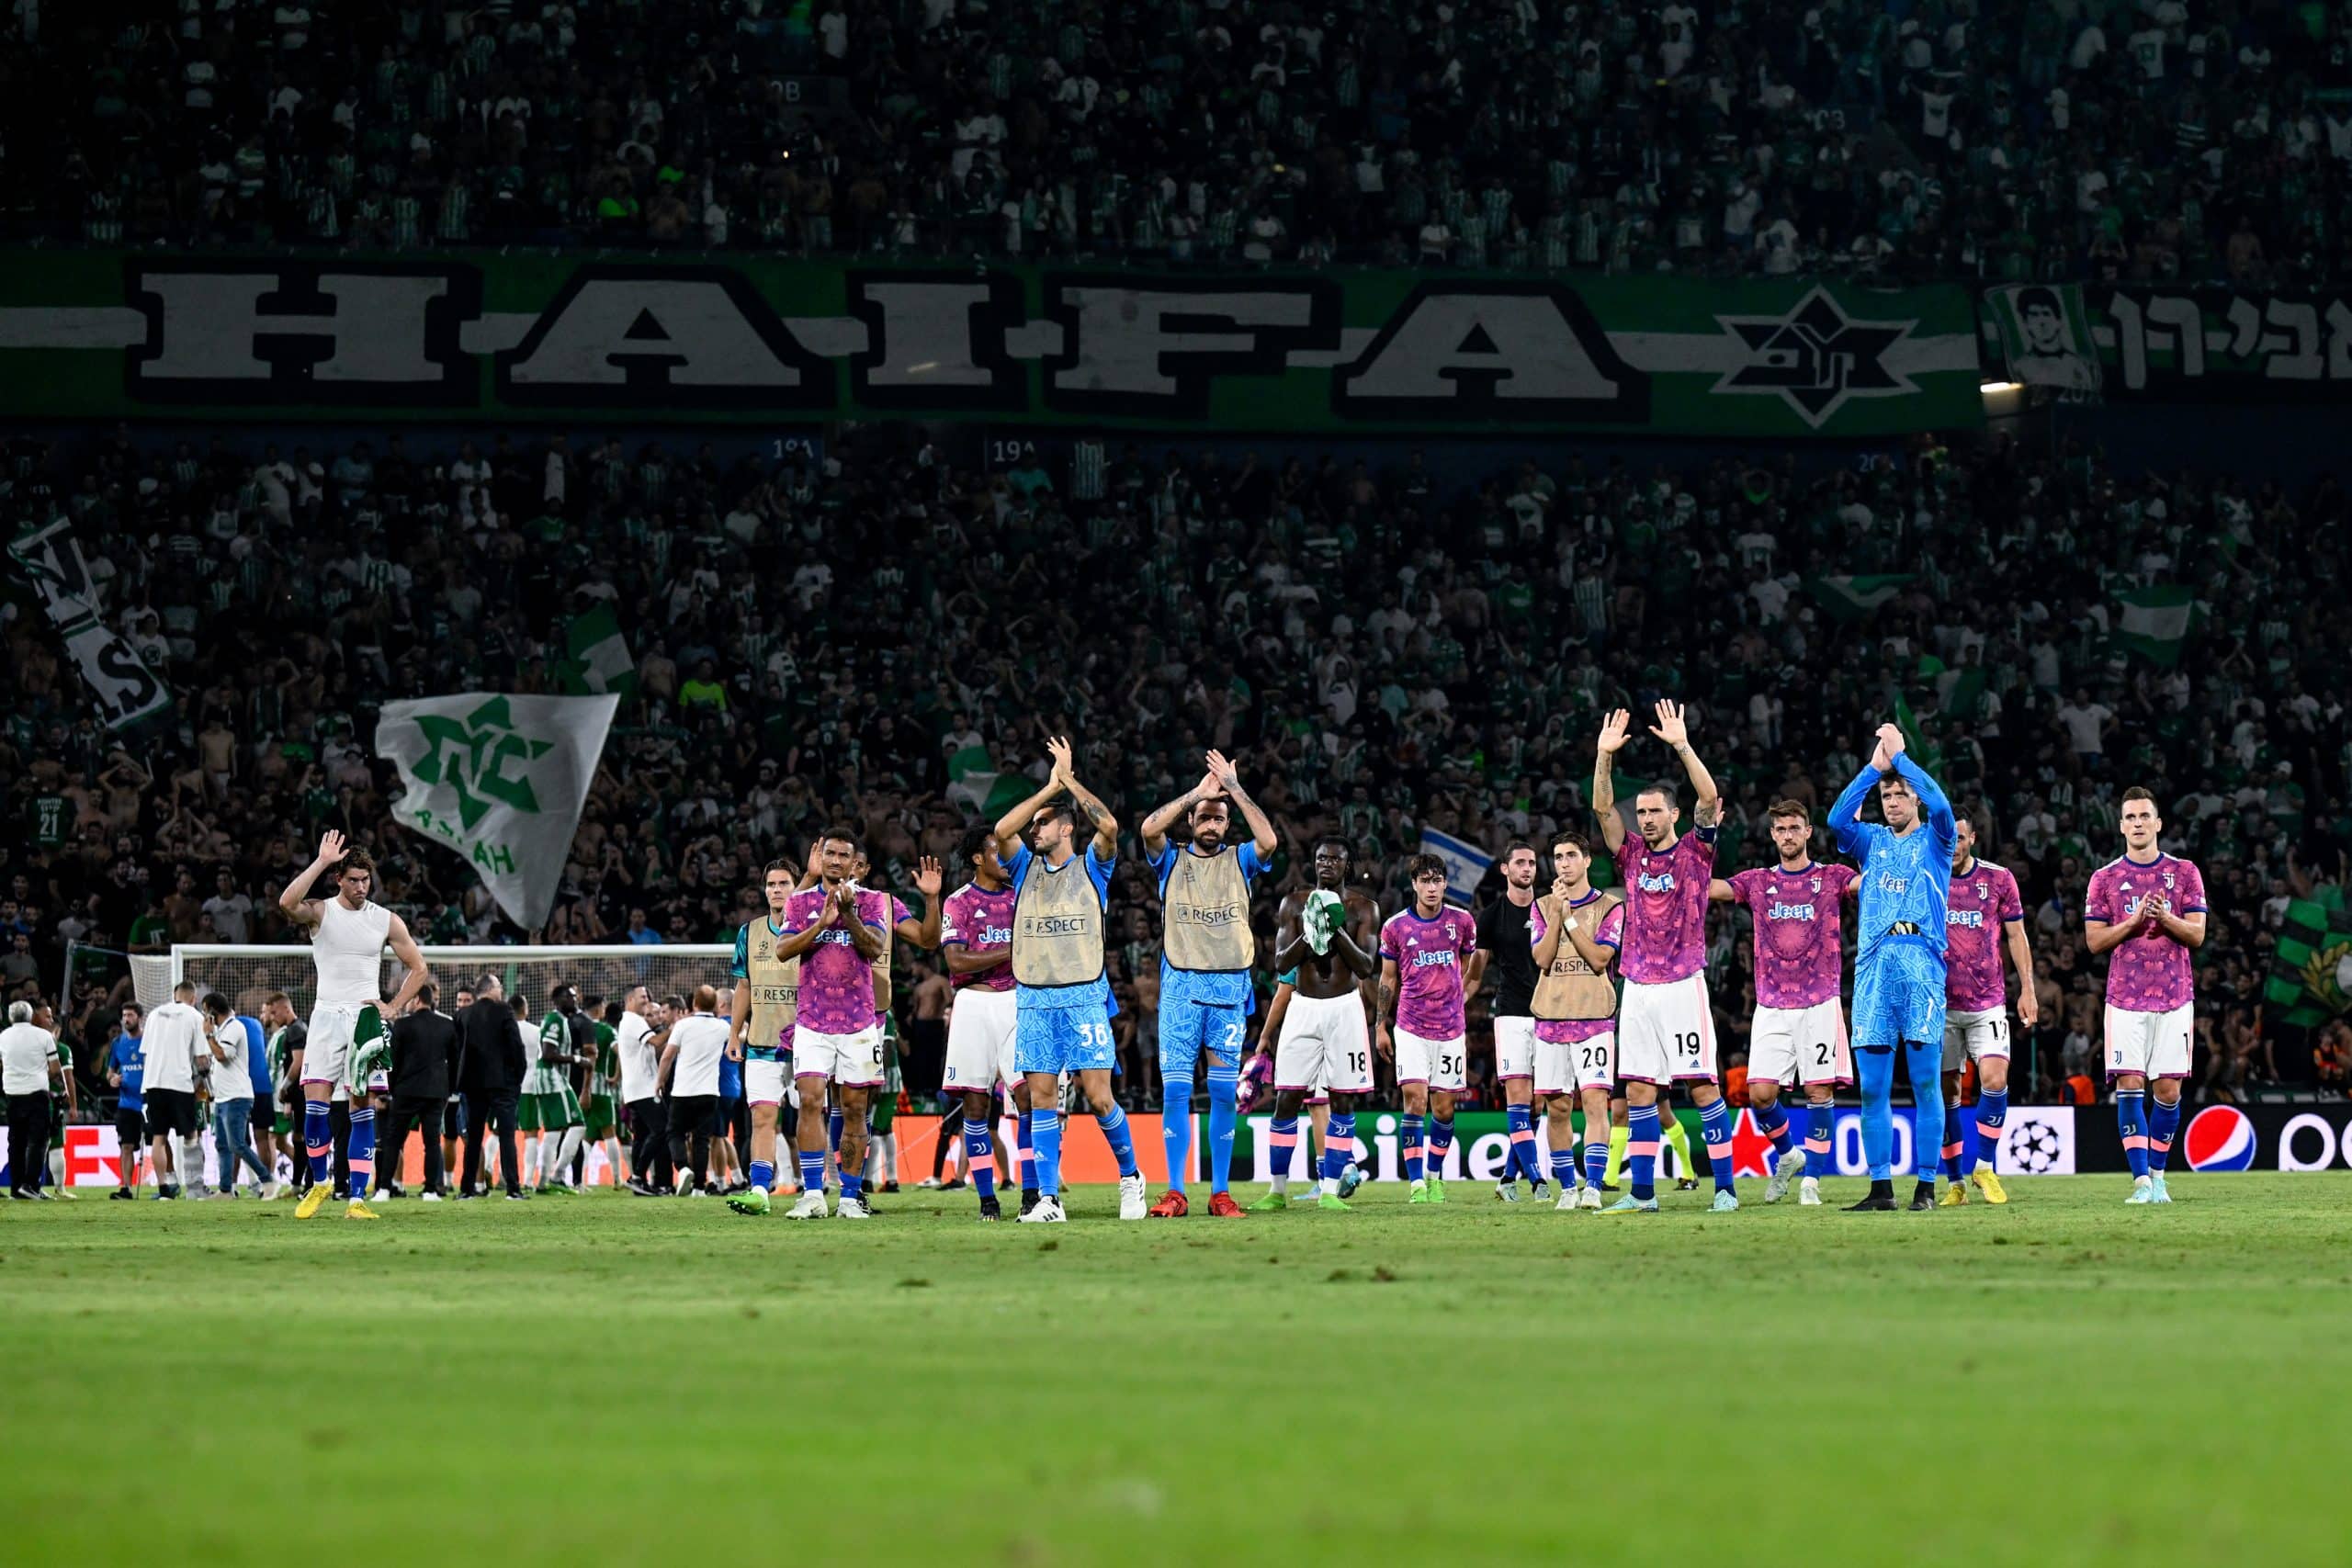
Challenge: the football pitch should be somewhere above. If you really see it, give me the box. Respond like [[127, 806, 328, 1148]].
[[8, 1175, 2348, 1565]]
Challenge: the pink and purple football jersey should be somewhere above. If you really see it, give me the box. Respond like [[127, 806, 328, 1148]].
[[1943, 861, 2025, 1012], [2086, 854, 2205, 1013], [1528, 896, 1624, 1043], [1726, 862, 1858, 1010], [941, 882, 1016, 994], [1613, 829, 1715, 985], [1380, 907, 1478, 1039], [783, 885, 910, 1033]]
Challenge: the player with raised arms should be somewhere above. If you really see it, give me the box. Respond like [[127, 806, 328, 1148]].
[[725, 857, 803, 1215], [1591, 701, 1739, 1213], [937, 824, 1027, 1221], [1253, 838, 1379, 1212], [1710, 800, 1860, 1205], [2085, 788, 2206, 1205], [1530, 829, 1624, 1211], [1828, 723, 1955, 1213], [773, 830, 941, 1220], [1377, 853, 1479, 1203], [1142, 750, 1276, 1219], [995, 737, 1146, 1224], [1938, 818, 2037, 1204], [278, 830, 430, 1221]]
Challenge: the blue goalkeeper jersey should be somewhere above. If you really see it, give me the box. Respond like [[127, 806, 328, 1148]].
[[1827, 753, 1957, 969]]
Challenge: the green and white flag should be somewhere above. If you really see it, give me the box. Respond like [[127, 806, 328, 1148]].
[[559, 604, 636, 698], [2113, 584, 2195, 666], [376, 692, 617, 931], [2265, 898, 2352, 1027], [7, 518, 173, 729], [945, 745, 1035, 818], [1804, 574, 1912, 623]]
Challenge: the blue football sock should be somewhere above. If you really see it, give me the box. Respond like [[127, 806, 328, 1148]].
[[963, 1120, 997, 1201], [1584, 1136, 1608, 1190], [1942, 1092, 1965, 1181], [1031, 1109, 1062, 1198], [302, 1100, 332, 1183], [1857, 1046, 1895, 1180], [1505, 1102, 1541, 1187], [1320, 1113, 1357, 1185], [1627, 1104, 1660, 1201], [841, 1168, 863, 1201], [1549, 1134, 1577, 1189], [1905, 1041, 1944, 1188], [1757, 1104, 1792, 1158], [827, 1106, 844, 1157], [1806, 1100, 1836, 1174], [1206, 1066, 1239, 1195], [345, 1106, 376, 1195], [1016, 1109, 1036, 1193], [1400, 1114, 1424, 1183], [1160, 1073, 1193, 1194], [1699, 1098, 1735, 1192], [1428, 1114, 1455, 1175], [797, 1149, 825, 1193], [1095, 1104, 1138, 1179], [2118, 1090, 2149, 1179], [1973, 1087, 2007, 1172], [1267, 1115, 1300, 1187], [748, 1159, 774, 1193], [2148, 1096, 2179, 1172]]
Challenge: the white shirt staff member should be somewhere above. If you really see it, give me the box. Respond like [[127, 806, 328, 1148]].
[[657, 987, 730, 1196], [3, 1001, 64, 1200], [141, 982, 210, 1200]]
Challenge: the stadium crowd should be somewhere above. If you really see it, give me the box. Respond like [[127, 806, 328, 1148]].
[[7, 0, 2351, 279], [4, 418, 2349, 1125]]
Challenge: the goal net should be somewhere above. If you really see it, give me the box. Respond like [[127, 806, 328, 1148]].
[[133, 943, 736, 1021]]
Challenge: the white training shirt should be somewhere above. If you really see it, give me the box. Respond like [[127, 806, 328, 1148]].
[[140, 1000, 207, 1093], [0, 1022, 60, 1096], [312, 896, 391, 1008], [665, 1012, 729, 1099], [209, 1017, 254, 1101], [616, 1010, 657, 1103]]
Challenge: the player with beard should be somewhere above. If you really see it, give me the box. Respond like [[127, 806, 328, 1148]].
[[1711, 801, 1860, 1205], [938, 824, 1027, 1220], [1939, 818, 2036, 1204], [1141, 750, 1276, 1218], [726, 858, 803, 1215], [1253, 840, 1379, 1211]]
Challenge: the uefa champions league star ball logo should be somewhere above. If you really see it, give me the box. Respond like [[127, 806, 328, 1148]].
[[2184, 1106, 2257, 1172], [2003, 1116, 2064, 1173]]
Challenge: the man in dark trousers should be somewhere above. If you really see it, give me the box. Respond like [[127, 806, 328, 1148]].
[[458, 973, 528, 1200], [384, 986, 461, 1199]]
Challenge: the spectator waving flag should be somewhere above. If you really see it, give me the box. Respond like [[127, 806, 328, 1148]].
[[1804, 574, 1912, 624], [1418, 828, 1494, 908], [559, 604, 637, 699], [2264, 899, 2352, 1027], [944, 746, 1035, 818], [376, 693, 617, 931], [2112, 584, 2196, 666]]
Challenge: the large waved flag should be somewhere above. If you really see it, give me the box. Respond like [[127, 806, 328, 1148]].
[[2264, 898, 2352, 1027], [945, 745, 1035, 818], [1804, 574, 1912, 624], [559, 603, 637, 698], [376, 693, 617, 931], [1417, 828, 1495, 908], [2112, 584, 2195, 666]]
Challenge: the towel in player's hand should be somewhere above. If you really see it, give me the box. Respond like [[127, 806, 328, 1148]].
[[1304, 889, 1343, 955]]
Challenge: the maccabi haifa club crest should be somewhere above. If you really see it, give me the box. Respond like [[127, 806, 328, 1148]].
[[1712, 288, 1920, 427]]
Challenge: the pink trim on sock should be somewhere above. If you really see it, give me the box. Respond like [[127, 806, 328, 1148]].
[[2122, 1134, 2152, 1151], [1804, 1136, 1832, 1155], [1626, 1140, 1658, 1158], [1976, 1122, 2003, 1140]]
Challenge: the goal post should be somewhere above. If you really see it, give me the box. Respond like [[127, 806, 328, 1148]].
[[134, 944, 737, 1021]]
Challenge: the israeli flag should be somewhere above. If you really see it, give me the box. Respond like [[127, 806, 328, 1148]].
[[1417, 829, 1494, 908]]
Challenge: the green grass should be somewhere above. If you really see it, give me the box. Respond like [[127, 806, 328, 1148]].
[[6, 1174, 2350, 1564]]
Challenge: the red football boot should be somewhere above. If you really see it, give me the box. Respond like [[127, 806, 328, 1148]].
[[1147, 1190, 1189, 1217], [1206, 1191, 1246, 1217]]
